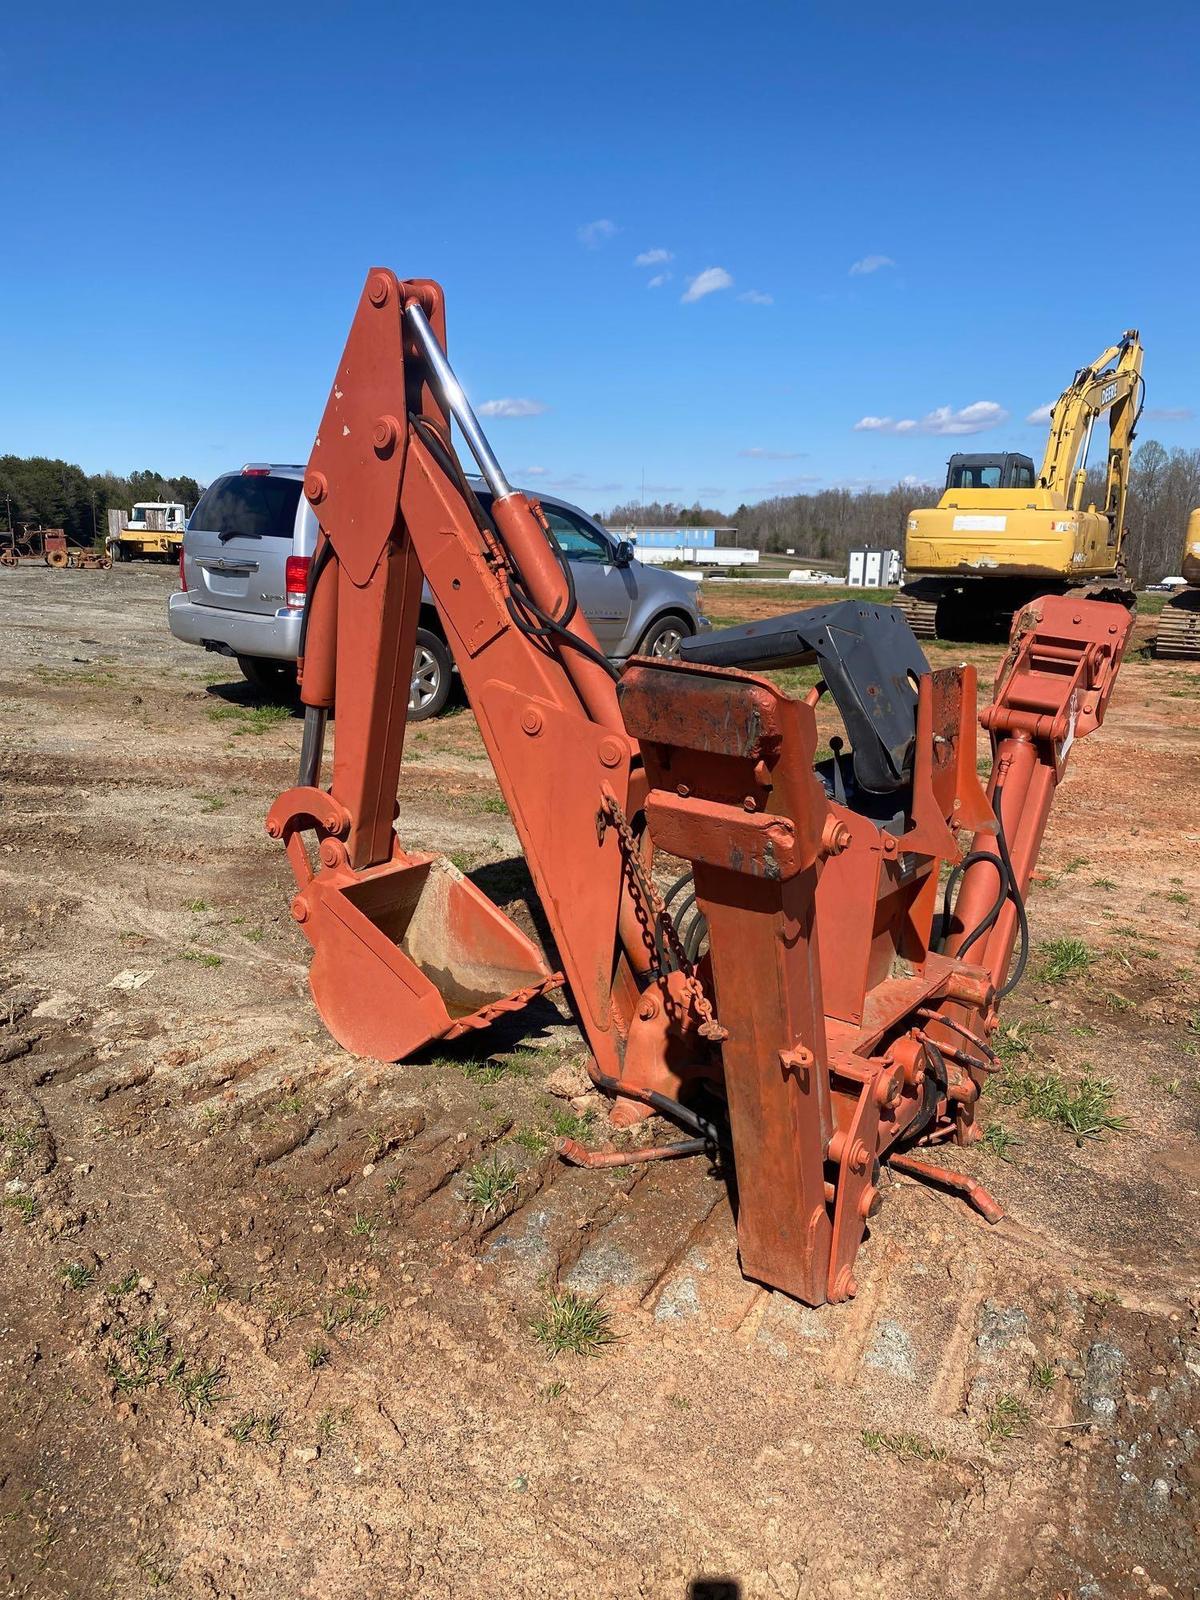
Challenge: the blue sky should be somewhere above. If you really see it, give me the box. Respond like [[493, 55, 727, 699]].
[[3, 0, 1197, 513]]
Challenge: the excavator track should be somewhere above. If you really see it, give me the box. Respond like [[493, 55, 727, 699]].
[[896, 585, 941, 640], [1154, 591, 1200, 659]]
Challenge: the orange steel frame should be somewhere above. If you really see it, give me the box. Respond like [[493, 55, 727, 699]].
[[268, 271, 1133, 1307]]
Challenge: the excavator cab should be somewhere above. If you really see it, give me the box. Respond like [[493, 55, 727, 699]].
[[944, 453, 1037, 492]]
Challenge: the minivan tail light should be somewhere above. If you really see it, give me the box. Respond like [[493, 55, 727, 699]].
[[285, 555, 311, 610], [179, 548, 187, 591]]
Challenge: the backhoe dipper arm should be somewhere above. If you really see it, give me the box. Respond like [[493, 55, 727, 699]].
[[268, 271, 647, 1075], [942, 594, 1133, 993], [1037, 331, 1144, 524]]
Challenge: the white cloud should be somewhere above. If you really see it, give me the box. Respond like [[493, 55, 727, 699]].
[[635, 248, 673, 266], [477, 397, 548, 418], [681, 266, 734, 304], [523, 465, 548, 476], [1026, 403, 1054, 425], [1147, 406, 1195, 421], [854, 401, 1008, 437], [739, 447, 805, 460], [849, 254, 896, 276], [647, 272, 670, 288], [738, 289, 773, 305], [577, 219, 618, 248]]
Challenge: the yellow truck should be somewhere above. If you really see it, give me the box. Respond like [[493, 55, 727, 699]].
[[899, 331, 1144, 638], [1153, 507, 1200, 658], [106, 502, 188, 562]]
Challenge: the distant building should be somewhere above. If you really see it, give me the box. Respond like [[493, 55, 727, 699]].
[[605, 524, 760, 569], [847, 547, 902, 587]]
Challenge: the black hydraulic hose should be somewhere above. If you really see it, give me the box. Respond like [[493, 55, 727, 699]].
[[589, 1069, 729, 1152], [939, 781, 1030, 997], [992, 792, 1030, 999]]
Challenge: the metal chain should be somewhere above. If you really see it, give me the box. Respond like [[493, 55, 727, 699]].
[[599, 793, 726, 1042]]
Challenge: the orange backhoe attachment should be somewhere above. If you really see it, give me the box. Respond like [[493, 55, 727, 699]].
[[268, 271, 1133, 1306]]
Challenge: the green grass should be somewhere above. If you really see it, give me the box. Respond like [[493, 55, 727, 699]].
[[463, 1156, 519, 1217], [2, 1125, 37, 1169], [169, 1359, 224, 1418], [181, 950, 223, 969], [997, 1066, 1126, 1141], [319, 1284, 386, 1334], [58, 1261, 94, 1291], [108, 1319, 171, 1393], [980, 1123, 1019, 1161], [230, 1409, 281, 1444], [480, 794, 509, 815], [994, 1016, 1051, 1062], [106, 1270, 140, 1298], [2, 1191, 37, 1224], [349, 1211, 377, 1242], [305, 1343, 330, 1371], [316, 1406, 352, 1444], [1091, 877, 1117, 891], [1037, 938, 1092, 982], [982, 1392, 1031, 1448], [860, 1429, 946, 1463], [183, 898, 209, 913], [531, 1291, 615, 1358], [1030, 1362, 1057, 1392], [206, 702, 292, 735]]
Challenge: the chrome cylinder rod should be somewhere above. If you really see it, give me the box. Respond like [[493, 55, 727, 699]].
[[297, 705, 328, 788], [403, 301, 512, 500]]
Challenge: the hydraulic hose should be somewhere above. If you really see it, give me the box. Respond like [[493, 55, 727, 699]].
[[939, 781, 1029, 997]]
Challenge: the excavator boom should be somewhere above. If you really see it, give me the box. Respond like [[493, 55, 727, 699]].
[[268, 271, 1133, 1307]]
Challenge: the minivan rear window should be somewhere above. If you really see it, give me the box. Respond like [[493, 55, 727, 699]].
[[189, 474, 303, 539]]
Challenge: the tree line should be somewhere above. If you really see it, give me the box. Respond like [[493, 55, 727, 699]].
[[600, 440, 1200, 584], [0, 456, 203, 548]]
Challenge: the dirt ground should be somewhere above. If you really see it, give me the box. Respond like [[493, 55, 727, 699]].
[[1, 564, 1198, 1600]]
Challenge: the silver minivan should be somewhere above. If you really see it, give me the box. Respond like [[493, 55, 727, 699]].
[[168, 464, 709, 716]]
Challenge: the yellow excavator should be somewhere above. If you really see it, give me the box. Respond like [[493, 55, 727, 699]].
[[898, 331, 1145, 639], [1153, 507, 1200, 658]]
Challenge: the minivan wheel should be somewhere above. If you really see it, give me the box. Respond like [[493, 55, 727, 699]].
[[409, 627, 453, 720], [636, 613, 690, 659], [236, 655, 298, 698]]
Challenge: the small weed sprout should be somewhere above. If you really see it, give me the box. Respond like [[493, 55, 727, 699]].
[[860, 1429, 946, 1462], [531, 1291, 615, 1358], [980, 1123, 1018, 1161], [58, 1261, 94, 1291], [305, 1343, 330, 1371], [982, 1392, 1031, 1447], [463, 1157, 519, 1217]]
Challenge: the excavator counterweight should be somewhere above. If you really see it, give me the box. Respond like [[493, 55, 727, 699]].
[[269, 272, 1133, 1306]]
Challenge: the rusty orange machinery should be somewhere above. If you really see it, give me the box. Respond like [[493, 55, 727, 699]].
[[267, 271, 1133, 1308]]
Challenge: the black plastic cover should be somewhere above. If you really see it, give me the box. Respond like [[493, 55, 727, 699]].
[[678, 600, 930, 794]]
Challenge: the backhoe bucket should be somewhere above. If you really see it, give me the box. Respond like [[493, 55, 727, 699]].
[[295, 850, 558, 1062]]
